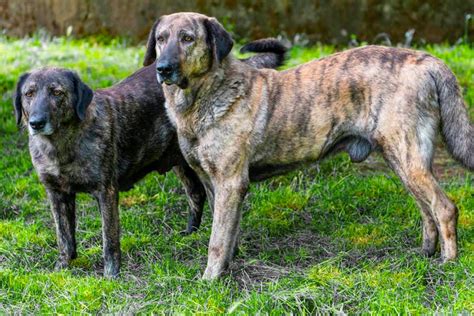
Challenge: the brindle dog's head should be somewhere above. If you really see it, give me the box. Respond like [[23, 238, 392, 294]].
[[14, 68, 93, 136], [143, 12, 233, 89]]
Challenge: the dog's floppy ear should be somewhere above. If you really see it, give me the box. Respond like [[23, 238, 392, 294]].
[[143, 18, 161, 66], [204, 17, 234, 64], [67, 71, 93, 121], [13, 72, 30, 126]]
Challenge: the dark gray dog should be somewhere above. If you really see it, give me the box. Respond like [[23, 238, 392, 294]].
[[13, 39, 287, 277]]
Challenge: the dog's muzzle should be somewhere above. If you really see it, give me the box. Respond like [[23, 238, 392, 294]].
[[156, 61, 179, 84], [29, 117, 47, 131], [156, 60, 189, 88], [29, 116, 53, 136]]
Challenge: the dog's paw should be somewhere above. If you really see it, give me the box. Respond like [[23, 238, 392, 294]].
[[181, 220, 200, 236], [103, 270, 119, 279], [54, 259, 70, 271], [103, 262, 120, 279], [180, 226, 196, 236], [202, 264, 227, 280], [420, 246, 437, 258], [439, 255, 457, 264], [202, 269, 218, 281]]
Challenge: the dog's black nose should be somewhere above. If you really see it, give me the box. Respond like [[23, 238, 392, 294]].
[[156, 62, 174, 75], [29, 118, 46, 130]]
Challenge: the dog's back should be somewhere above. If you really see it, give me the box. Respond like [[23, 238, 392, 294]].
[[94, 64, 179, 189]]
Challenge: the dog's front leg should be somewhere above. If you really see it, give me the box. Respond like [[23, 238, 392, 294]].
[[47, 189, 77, 270], [96, 186, 121, 278], [202, 175, 248, 280]]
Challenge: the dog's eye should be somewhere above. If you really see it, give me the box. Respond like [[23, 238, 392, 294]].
[[52, 90, 63, 96], [25, 91, 34, 97], [182, 35, 194, 43], [157, 36, 165, 43]]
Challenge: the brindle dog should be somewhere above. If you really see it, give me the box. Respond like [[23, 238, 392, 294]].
[[13, 39, 287, 277], [145, 12, 473, 279]]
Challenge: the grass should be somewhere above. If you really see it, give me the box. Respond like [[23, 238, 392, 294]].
[[0, 35, 473, 313]]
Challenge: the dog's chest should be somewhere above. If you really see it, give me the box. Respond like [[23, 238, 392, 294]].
[[177, 126, 222, 179], [31, 143, 102, 192], [177, 130, 205, 173]]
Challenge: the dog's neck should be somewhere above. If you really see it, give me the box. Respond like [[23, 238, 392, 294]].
[[163, 56, 248, 133], [29, 121, 81, 163], [29, 103, 108, 166]]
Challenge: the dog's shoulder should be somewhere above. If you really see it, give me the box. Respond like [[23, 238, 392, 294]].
[[201, 62, 249, 121]]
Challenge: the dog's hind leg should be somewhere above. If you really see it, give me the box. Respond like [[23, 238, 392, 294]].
[[203, 182, 215, 216], [380, 131, 457, 262], [47, 189, 77, 270], [173, 165, 206, 235]]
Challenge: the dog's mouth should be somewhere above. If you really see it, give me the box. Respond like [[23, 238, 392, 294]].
[[157, 72, 189, 89]]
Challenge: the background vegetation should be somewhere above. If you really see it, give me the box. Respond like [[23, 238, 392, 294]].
[[0, 36, 473, 313]]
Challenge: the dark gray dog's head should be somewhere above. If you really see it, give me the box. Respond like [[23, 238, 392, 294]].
[[14, 67, 93, 136]]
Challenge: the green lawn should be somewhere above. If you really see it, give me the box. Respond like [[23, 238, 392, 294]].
[[0, 36, 473, 314]]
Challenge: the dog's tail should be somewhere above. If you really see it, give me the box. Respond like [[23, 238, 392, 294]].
[[431, 60, 474, 170], [239, 38, 288, 69]]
